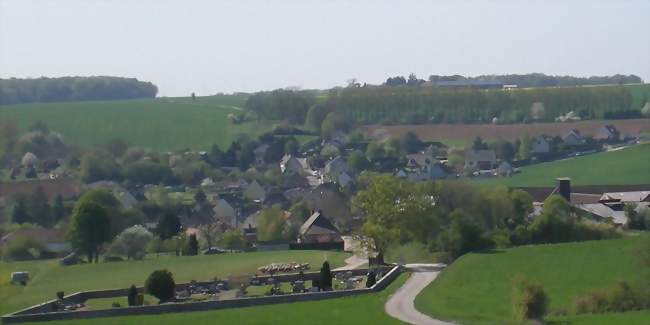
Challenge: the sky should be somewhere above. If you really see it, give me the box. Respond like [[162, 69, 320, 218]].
[[0, 0, 648, 97]]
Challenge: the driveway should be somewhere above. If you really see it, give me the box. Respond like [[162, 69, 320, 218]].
[[385, 264, 453, 325], [334, 254, 367, 271]]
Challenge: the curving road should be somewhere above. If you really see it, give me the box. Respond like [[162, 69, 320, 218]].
[[385, 264, 454, 325]]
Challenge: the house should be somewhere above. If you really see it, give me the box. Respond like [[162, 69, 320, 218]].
[[530, 136, 551, 154], [464, 149, 497, 170], [297, 211, 342, 244], [599, 191, 650, 203], [323, 156, 349, 182], [280, 154, 307, 174], [213, 199, 236, 226], [496, 161, 515, 176], [562, 129, 585, 146], [253, 144, 269, 166], [243, 180, 266, 203], [594, 125, 619, 142]]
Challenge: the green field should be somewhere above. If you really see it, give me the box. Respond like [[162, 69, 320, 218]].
[[474, 143, 650, 187], [0, 94, 279, 151], [0, 250, 347, 316], [415, 236, 648, 325]]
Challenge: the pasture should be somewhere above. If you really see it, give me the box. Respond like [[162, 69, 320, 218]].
[[473, 143, 650, 187], [0, 94, 278, 152], [414, 236, 648, 325], [0, 250, 347, 316]]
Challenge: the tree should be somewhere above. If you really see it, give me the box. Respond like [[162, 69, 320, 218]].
[[11, 197, 29, 224], [29, 120, 49, 135], [106, 138, 129, 158], [347, 150, 370, 173], [198, 222, 221, 248], [530, 102, 546, 121], [472, 137, 488, 150], [123, 161, 173, 185], [437, 211, 485, 259], [156, 212, 181, 240], [80, 152, 122, 183], [220, 229, 245, 250], [186, 234, 199, 256], [518, 136, 531, 160], [365, 141, 385, 162], [284, 138, 299, 155], [145, 270, 175, 303], [0, 120, 19, 159], [28, 186, 51, 227], [321, 112, 350, 138], [127, 284, 138, 306], [53, 194, 66, 223], [194, 190, 207, 204], [109, 225, 153, 260], [76, 189, 125, 237], [512, 275, 549, 322], [257, 206, 285, 242], [402, 132, 424, 154], [319, 261, 332, 291], [67, 201, 111, 263], [305, 104, 330, 131]]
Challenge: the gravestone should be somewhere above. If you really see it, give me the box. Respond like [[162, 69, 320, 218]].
[[10, 272, 29, 285]]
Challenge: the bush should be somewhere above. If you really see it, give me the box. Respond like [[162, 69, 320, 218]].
[[574, 281, 649, 314], [185, 234, 198, 256], [111, 301, 121, 308], [109, 225, 153, 260], [512, 275, 549, 322], [127, 284, 138, 306], [145, 269, 176, 303], [319, 261, 332, 291], [1, 235, 44, 261]]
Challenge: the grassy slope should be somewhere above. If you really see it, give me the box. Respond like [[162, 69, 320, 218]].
[[473, 143, 650, 187], [414, 236, 647, 325], [20, 273, 408, 325], [0, 94, 276, 151], [0, 250, 346, 316]]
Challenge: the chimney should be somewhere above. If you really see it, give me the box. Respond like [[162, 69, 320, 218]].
[[556, 177, 571, 202]]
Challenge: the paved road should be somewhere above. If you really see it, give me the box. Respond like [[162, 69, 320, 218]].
[[334, 254, 367, 271], [385, 264, 453, 325]]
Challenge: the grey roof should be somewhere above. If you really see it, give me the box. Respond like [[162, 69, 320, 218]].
[[576, 203, 627, 225], [600, 191, 650, 203], [299, 211, 340, 236]]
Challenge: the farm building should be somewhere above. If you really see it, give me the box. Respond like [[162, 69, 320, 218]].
[[464, 149, 497, 170], [297, 210, 342, 244]]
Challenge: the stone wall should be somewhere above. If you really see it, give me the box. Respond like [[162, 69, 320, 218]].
[[2, 265, 401, 324]]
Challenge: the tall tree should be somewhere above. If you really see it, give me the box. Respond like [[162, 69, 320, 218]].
[[67, 201, 111, 263], [53, 194, 66, 223], [11, 197, 29, 224], [156, 212, 181, 240]]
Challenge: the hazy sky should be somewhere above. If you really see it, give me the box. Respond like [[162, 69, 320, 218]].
[[1, 0, 648, 96]]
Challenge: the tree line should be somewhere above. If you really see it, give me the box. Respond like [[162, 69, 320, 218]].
[[0, 76, 158, 105]]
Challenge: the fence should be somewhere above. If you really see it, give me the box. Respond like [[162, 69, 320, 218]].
[[2, 265, 400, 324]]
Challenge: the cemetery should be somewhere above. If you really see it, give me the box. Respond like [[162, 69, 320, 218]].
[[1, 261, 401, 324]]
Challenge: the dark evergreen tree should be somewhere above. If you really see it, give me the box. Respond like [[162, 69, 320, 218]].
[[156, 212, 181, 240], [186, 234, 199, 256], [319, 261, 332, 291], [127, 284, 138, 306], [11, 197, 29, 224]]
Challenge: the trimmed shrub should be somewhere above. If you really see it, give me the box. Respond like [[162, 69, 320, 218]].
[[145, 269, 175, 303], [512, 275, 549, 322], [319, 261, 332, 291], [127, 284, 138, 306]]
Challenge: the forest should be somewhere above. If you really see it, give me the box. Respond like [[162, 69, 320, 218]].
[[0, 76, 158, 105]]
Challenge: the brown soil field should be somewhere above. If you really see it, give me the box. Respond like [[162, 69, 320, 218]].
[[365, 118, 650, 142]]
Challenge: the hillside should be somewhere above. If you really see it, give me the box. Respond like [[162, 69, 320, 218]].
[[415, 236, 648, 325], [0, 94, 276, 152], [473, 143, 650, 187]]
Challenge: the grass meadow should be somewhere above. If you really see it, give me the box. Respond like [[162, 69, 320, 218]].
[[473, 143, 650, 187], [414, 235, 648, 325], [0, 94, 279, 151], [0, 250, 347, 316]]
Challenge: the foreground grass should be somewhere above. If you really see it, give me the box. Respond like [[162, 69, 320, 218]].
[[20, 273, 408, 325], [415, 236, 647, 325], [0, 250, 346, 316], [0, 94, 276, 151], [474, 143, 650, 187]]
